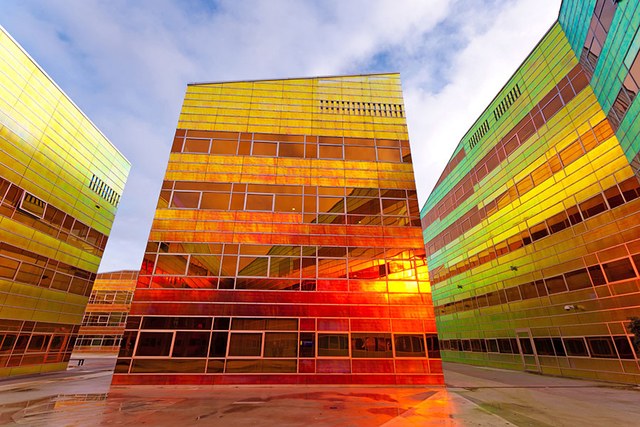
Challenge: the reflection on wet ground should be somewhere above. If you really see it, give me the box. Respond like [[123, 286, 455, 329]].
[[0, 393, 109, 426], [1, 358, 639, 426], [0, 359, 456, 427]]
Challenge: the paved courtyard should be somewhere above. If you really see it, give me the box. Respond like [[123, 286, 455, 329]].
[[0, 357, 638, 426]]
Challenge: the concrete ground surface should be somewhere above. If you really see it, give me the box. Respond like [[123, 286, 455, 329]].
[[0, 356, 637, 426]]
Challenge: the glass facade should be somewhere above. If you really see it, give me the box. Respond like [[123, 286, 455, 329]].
[[113, 73, 443, 385], [0, 28, 130, 376], [72, 271, 138, 355], [422, 0, 640, 385]]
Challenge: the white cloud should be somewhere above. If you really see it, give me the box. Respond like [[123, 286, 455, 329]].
[[1, 0, 560, 272], [405, 0, 561, 204]]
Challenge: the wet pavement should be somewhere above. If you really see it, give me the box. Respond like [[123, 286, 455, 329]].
[[0, 357, 638, 426]]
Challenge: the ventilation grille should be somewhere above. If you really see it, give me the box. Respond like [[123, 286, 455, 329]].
[[468, 120, 490, 150], [319, 99, 404, 117], [493, 84, 521, 122], [89, 174, 121, 207]]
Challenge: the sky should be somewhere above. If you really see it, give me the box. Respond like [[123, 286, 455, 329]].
[[2, 0, 561, 273]]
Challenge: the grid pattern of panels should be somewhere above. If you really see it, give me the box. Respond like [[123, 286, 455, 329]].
[[422, 9, 640, 385], [115, 316, 441, 381], [114, 74, 443, 385], [0, 28, 130, 376], [0, 320, 78, 373], [560, 0, 640, 170], [422, 23, 576, 220], [178, 74, 408, 140], [73, 271, 138, 354]]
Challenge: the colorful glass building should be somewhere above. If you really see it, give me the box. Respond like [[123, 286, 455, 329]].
[[422, 0, 640, 384], [72, 270, 138, 355], [113, 73, 443, 385], [0, 27, 130, 376]]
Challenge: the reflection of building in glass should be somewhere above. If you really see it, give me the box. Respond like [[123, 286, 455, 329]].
[[72, 271, 138, 355], [113, 73, 443, 385], [422, 0, 640, 384], [0, 28, 130, 376]]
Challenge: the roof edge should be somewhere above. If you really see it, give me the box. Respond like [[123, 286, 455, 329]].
[[187, 72, 401, 87]]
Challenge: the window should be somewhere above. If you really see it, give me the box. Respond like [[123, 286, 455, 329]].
[[497, 338, 514, 354], [278, 143, 304, 158], [564, 268, 592, 291], [171, 332, 210, 357], [518, 338, 534, 355], [19, 192, 45, 218], [299, 333, 315, 357], [352, 334, 392, 358], [604, 186, 624, 209], [183, 138, 210, 153], [586, 337, 616, 358], [317, 334, 349, 357], [552, 338, 566, 356], [135, 332, 173, 357], [588, 265, 607, 286], [486, 339, 498, 353], [519, 282, 538, 299], [318, 145, 343, 159], [529, 222, 549, 242], [533, 338, 554, 356], [394, 335, 426, 357], [602, 258, 636, 282], [547, 211, 570, 234], [170, 191, 200, 209], [345, 146, 375, 161], [252, 142, 277, 156], [210, 140, 237, 155], [505, 286, 521, 302], [213, 317, 230, 330], [209, 332, 229, 358], [228, 333, 262, 357], [579, 194, 606, 219], [200, 193, 230, 210], [545, 275, 567, 294], [377, 148, 401, 163], [237, 256, 269, 277], [613, 336, 636, 359], [245, 194, 273, 211], [581, 0, 618, 74], [274, 195, 302, 213], [264, 333, 297, 357], [154, 254, 188, 275], [564, 338, 589, 357]]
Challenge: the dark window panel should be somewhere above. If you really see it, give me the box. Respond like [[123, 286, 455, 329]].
[[317, 334, 349, 357], [613, 336, 636, 359], [564, 338, 589, 356], [586, 337, 617, 358], [299, 333, 315, 358], [264, 333, 298, 357], [172, 332, 210, 357], [564, 268, 592, 291], [209, 332, 229, 358], [228, 333, 262, 357], [545, 275, 568, 294], [602, 258, 636, 283], [394, 335, 426, 357], [135, 332, 173, 357], [533, 338, 555, 356]]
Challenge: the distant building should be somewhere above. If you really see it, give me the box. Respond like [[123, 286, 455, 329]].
[[0, 26, 130, 376], [72, 271, 138, 355], [113, 73, 443, 385], [422, 0, 640, 384]]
